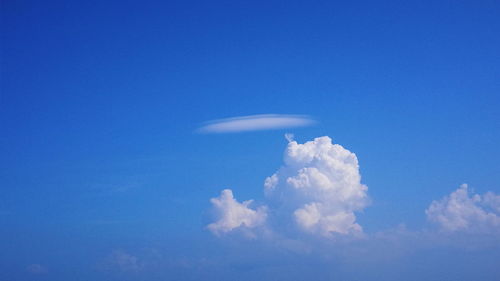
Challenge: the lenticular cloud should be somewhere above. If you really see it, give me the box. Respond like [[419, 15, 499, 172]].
[[208, 136, 370, 238], [196, 114, 315, 133]]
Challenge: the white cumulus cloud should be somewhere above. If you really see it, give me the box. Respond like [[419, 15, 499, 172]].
[[208, 136, 369, 239], [426, 184, 500, 233], [196, 114, 315, 133], [265, 136, 369, 237], [207, 189, 267, 236]]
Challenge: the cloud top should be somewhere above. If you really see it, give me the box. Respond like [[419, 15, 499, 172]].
[[196, 114, 315, 133]]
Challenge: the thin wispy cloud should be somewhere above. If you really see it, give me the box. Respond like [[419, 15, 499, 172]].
[[26, 264, 48, 274], [101, 250, 143, 272], [196, 114, 316, 133]]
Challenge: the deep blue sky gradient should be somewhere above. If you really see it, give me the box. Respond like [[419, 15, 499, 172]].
[[1, 1, 500, 280]]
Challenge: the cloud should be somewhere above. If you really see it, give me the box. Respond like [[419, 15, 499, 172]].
[[103, 250, 143, 272], [207, 189, 267, 236], [265, 136, 369, 237], [199, 136, 500, 280], [483, 191, 500, 213], [196, 114, 316, 133], [208, 136, 369, 238], [207, 135, 499, 246], [426, 184, 500, 233], [26, 264, 48, 274]]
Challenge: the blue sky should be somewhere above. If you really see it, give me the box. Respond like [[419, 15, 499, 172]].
[[1, 1, 500, 280]]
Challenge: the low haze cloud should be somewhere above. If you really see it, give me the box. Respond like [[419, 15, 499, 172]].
[[196, 114, 315, 133]]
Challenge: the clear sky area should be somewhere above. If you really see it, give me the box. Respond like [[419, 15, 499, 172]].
[[1, 1, 500, 280]]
